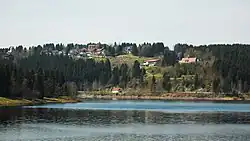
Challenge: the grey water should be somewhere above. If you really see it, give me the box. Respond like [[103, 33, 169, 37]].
[[1, 100, 250, 141]]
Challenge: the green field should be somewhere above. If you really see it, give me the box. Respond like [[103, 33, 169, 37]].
[[109, 54, 158, 66]]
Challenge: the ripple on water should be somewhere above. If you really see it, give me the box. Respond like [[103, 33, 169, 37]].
[[1, 123, 250, 141]]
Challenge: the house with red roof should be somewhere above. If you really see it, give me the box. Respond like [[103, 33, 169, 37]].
[[179, 57, 198, 64], [111, 87, 122, 94], [85, 43, 106, 57]]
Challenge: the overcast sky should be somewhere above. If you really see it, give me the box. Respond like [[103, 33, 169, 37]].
[[1, 0, 250, 48]]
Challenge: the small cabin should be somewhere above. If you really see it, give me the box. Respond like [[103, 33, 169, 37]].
[[111, 87, 122, 94]]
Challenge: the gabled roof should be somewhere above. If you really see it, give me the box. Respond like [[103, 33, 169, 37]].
[[180, 57, 197, 63], [144, 59, 160, 63], [80, 48, 87, 51], [112, 87, 122, 91]]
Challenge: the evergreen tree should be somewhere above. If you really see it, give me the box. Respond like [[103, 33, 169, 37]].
[[131, 44, 139, 56], [194, 74, 199, 89], [221, 77, 231, 93], [162, 72, 171, 92], [151, 75, 156, 92], [238, 79, 242, 93], [109, 66, 119, 85], [139, 68, 146, 85], [212, 77, 220, 93], [104, 59, 112, 84], [119, 63, 129, 88], [132, 60, 141, 78], [35, 68, 45, 99], [162, 50, 177, 66], [115, 45, 123, 55]]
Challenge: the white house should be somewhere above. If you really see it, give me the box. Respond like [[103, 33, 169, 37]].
[[124, 46, 132, 54], [143, 59, 160, 66]]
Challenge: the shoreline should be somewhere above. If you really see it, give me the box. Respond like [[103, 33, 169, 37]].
[[0, 96, 81, 107], [1, 94, 249, 107], [79, 95, 248, 101]]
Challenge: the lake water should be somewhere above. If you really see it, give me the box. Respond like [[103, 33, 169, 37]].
[[1, 100, 250, 141]]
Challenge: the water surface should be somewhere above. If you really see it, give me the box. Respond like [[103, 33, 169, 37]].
[[1, 100, 250, 141], [25, 100, 250, 113]]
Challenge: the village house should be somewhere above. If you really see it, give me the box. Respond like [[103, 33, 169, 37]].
[[111, 87, 122, 94], [7, 49, 12, 55], [70, 49, 78, 54], [123, 46, 132, 54], [86, 44, 106, 57], [1, 54, 13, 60], [87, 44, 100, 51], [79, 48, 88, 53], [52, 50, 59, 55], [40, 50, 49, 55], [58, 51, 65, 56], [143, 59, 160, 66], [179, 57, 198, 64], [79, 52, 86, 56]]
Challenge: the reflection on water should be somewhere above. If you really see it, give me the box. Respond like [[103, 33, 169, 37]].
[[0, 100, 250, 141]]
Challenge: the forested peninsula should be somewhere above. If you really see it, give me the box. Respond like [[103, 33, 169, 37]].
[[1, 42, 250, 105]]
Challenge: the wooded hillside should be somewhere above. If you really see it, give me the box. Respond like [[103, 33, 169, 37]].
[[0, 43, 249, 99]]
